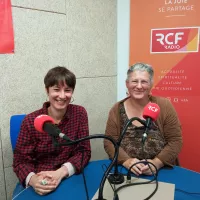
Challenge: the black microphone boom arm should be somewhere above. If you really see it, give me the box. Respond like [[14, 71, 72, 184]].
[[108, 117, 146, 185], [118, 117, 146, 145], [52, 134, 118, 200]]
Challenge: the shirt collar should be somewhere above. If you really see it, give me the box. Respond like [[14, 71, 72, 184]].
[[42, 101, 73, 121]]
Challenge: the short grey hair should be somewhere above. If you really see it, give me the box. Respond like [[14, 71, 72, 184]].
[[126, 62, 154, 83]]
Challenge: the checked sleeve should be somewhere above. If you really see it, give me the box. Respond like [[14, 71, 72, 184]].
[[13, 116, 36, 187], [67, 107, 91, 173]]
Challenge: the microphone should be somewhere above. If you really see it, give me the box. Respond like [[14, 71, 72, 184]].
[[112, 104, 160, 199], [34, 114, 119, 200], [108, 103, 160, 185], [34, 115, 72, 142], [142, 103, 160, 144]]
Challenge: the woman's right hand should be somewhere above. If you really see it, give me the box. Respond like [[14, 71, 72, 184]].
[[123, 158, 145, 176], [29, 174, 57, 195]]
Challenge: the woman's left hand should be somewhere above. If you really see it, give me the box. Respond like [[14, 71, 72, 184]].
[[140, 158, 164, 175]]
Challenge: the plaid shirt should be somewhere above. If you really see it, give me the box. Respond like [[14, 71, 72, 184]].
[[13, 102, 91, 186]]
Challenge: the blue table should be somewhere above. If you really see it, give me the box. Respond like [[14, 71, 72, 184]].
[[14, 159, 200, 200]]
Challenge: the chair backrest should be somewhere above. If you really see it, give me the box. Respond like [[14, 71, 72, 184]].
[[10, 114, 26, 151]]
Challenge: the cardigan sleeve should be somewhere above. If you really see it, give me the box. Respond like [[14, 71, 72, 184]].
[[156, 98, 183, 166]]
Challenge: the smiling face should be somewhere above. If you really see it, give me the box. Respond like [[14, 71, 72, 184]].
[[46, 82, 73, 112], [126, 70, 152, 101]]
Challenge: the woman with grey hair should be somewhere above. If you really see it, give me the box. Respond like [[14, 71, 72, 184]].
[[104, 62, 182, 176]]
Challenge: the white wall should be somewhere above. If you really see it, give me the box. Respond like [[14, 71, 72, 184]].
[[0, 1, 117, 199], [117, 0, 130, 100]]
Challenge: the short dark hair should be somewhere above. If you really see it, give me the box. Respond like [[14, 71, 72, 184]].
[[44, 66, 76, 90]]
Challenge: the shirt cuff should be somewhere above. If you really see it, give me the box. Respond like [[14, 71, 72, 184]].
[[62, 162, 76, 177], [25, 172, 35, 187]]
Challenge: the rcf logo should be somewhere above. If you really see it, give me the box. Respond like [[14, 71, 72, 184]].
[[150, 27, 199, 53], [148, 105, 158, 112], [156, 32, 184, 46]]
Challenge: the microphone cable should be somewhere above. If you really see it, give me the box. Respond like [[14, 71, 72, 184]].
[[112, 124, 159, 199], [101, 162, 200, 199], [175, 188, 200, 196], [12, 186, 30, 200], [51, 134, 119, 200], [51, 134, 90, 200], [113, 161, 158, 200], [80, 147, 90, 200]]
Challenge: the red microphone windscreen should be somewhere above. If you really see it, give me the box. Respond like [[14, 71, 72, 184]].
[[143, 103, 160, 121], [34, 115, 55, 133]]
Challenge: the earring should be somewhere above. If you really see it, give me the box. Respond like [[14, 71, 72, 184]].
[[70, 97, 74, 103], [46, 96, 49, 102]]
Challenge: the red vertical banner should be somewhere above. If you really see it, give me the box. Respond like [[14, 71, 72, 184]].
[[130, 0, 200, 172], [0, 0, 14, 53]]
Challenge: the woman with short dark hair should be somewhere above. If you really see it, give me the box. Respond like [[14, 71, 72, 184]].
[[13, 66, 91, 195]]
